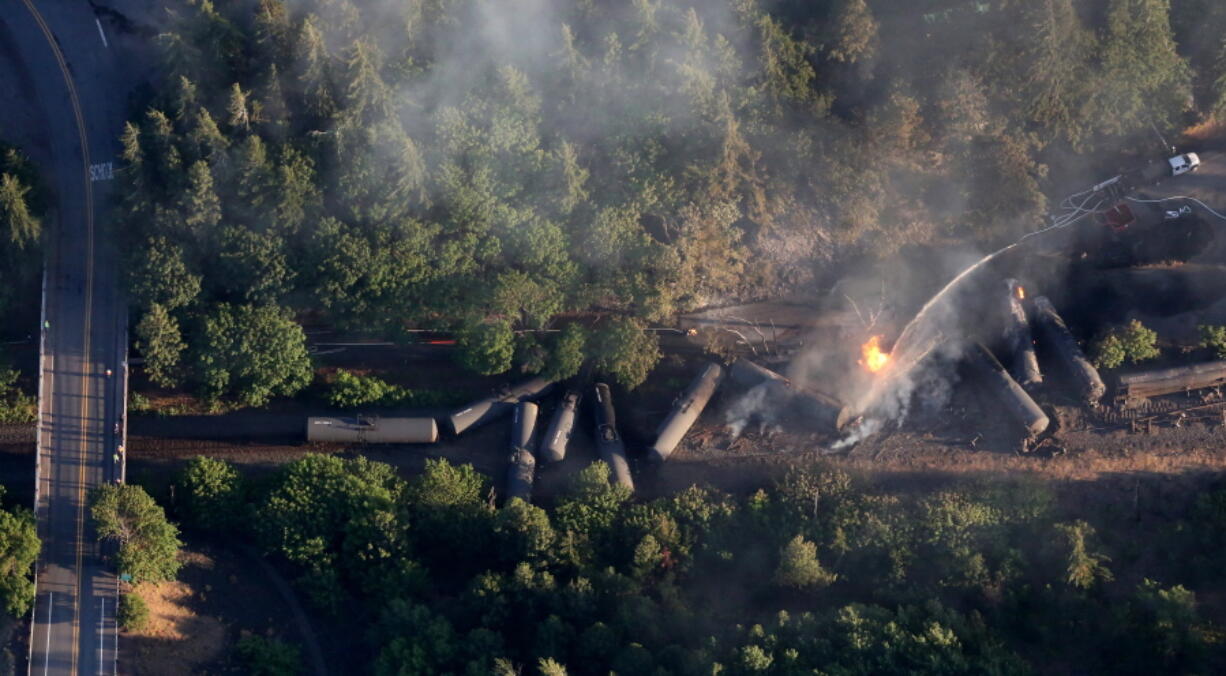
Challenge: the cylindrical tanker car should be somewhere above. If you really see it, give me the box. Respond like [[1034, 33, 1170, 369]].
[[449, 377, 553, 435], [306, 416, 439, 443], [593, 383, 634, 491], [1032, 296, 1106, 406], [648, 363, 723, 463], [966, 343, 1050, 441], [504, 401, 540, 503], [1002, 279, 1042, 390], [539, 390, 580, 463]]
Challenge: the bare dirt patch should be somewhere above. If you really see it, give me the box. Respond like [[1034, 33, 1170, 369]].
[[124, 552, 226, 676], [121, 544, 327, 676]]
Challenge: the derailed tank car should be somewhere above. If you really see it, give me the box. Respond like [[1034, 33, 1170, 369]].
[[649, 363, 723, 463], [1032, 296, 1106, 406], [729, 359, 844, 431], [1002, 279, 1042, 390], [593, 383, 634, 491], [307, 416, 439, 443], [449, 377, 553, 435], [965, 343, 1050, 441], [505, 402, 539, 503], [539, 390, 580, 463]]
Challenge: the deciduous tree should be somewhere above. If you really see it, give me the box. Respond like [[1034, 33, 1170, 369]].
[[90, 484, 182, 583], [192, 303, 312, 406]]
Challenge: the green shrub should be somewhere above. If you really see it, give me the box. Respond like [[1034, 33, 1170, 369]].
[[129, 392, 152, 413], [773, 535, 837, 589], [326, 370, 460, 409], [1198, 324, 1226, 359], [1092, 320, 1159, 369], [237, 634, 302, 676], [0, 367, 35, 424], [118, 593, 149, 632]]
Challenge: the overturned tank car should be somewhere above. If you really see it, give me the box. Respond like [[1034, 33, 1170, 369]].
[[1002, 279, 1042, 390], [648, 362, 724, 463], [965, 343, 1050, 441], [449, 377, 554, 435], [539, 390, 580, 463], [505, 402, 539, 503], [593, 383, 634, 491]]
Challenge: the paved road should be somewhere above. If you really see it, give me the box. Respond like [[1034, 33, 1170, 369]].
[[5, 2, 128, 674]]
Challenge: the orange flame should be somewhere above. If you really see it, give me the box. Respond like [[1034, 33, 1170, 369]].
[[859, 335, 890, 373], [1016, 285, 1025, 300]]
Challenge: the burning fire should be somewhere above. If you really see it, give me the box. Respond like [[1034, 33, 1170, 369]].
[[859, 335, 890, 374], [1015, 285, 1025, 300]]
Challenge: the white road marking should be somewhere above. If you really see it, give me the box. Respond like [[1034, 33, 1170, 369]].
[[99, 597, 104, 674], [43, 592, 52, 676], [95, 18, 108, 48], [89, 162, 113, 182]]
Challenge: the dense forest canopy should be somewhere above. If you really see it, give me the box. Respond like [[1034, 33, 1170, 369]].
[[116, 0, 1226, 400], [173, 454, 1226, 674]]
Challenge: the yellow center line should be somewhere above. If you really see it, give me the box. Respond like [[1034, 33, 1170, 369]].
[[19, 1, 97, 673]]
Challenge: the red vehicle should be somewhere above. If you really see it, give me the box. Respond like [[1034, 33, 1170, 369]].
[[1098, 203, 1135, 232]]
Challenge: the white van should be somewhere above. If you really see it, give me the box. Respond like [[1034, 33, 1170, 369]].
[[1168, 152, 1201, 176]]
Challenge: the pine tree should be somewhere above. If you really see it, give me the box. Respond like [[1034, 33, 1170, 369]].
[[188, 108, 229, 163], [1096, 0, 1193, 138], [135, 303, 186, 388], [1015, 0, 1095, 147], [825, 0, 878, 64], [294, 14, 336, 121], [341, 39, 392, 123], [226, 83, 250, 133], [180, 161, 222, 239], [0, 174, 40, 249]]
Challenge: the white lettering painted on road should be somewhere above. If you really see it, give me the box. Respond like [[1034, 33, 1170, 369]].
[[89, 162, 113, 182], [43, 592, 52, 676], [99, 597, 104, 675], [95, 18, 108, 48]]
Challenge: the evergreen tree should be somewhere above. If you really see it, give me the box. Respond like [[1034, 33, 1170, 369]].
[[135, 303, 186, 388], [180, 161, 222, 241], [226, 83, 251, 133], [0, 173, 39, 249], [127, 236, 202, 312], [824, 0, 877, 64], [1096, 0, 1193, 137]]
